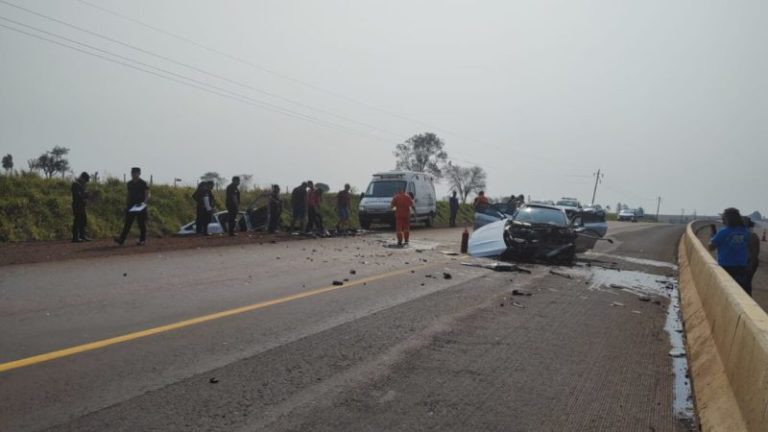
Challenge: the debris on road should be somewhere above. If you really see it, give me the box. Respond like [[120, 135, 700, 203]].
[[511, 302, 526, 309], [441, 251, 459, 256], [669, 350, 686, 358], [638, 296, 651, 302], [511, 289, 532, 297], [461, 262, 532, 273], [443, 272, 452, 280], [350, 270, 357, 275], [209, 378, 219, 384], [549, 269, 573, 279], [611, 302, 625, 307], [332, 281, 344, 286]]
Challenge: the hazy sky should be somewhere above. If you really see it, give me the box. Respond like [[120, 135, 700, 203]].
[[1, 0, 766, 215]]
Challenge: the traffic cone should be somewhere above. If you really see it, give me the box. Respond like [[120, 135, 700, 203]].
[[460, 227, 469, 254]]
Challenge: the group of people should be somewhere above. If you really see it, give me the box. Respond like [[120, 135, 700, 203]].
[[289, 181, 353, 235], [708, 207, 761, 296]]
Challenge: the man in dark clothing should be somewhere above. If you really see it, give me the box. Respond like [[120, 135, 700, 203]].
[[115, 167, 150, 246], [200, 181, 216, 235], [71, 172, 91, 242], [225, 177, 241, 236], [268, 184, 283, 234], [449, 191, 459, 228], [290, 182, 308, 231], [305, 182, 324, 234], [336, 183, 352, 232], [192, 182, 206, 235]]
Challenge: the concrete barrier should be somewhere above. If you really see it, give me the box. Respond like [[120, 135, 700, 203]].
[[679, 222, 768, 431]]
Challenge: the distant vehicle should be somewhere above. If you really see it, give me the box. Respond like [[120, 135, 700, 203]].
[[358, 171, 436, 229], [177, 196, 271, 235], [468, 204, 611, 263], [617, 209, 638, 222], [556, 197, 582, 211]]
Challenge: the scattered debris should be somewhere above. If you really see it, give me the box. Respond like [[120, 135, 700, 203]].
[[632, 310, 643, 314], [609, 283, 630, 290], [669, 350, 686, 358], [441, 251, 460, 256], [461, 262, 532, 273], [443, 272, 453, 280], [511, 302, 526, 309], [511, 289, 532, 297], [332, 281, 344, 286], [350, 270, 357, 275], [611, 302, 625, 307], [209, 378, 219, 384], [123, 273, 127, 277], [343, 278, 349, 282], [638, 296, 651, 302], [549, 269, 573, 279]]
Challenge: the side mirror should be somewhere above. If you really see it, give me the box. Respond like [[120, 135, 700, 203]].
[[360, 193, 365, 199]]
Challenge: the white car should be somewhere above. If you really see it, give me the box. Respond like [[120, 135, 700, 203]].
[[617, 209, 638, 222]]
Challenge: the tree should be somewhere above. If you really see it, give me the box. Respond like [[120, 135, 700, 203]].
[[2, 154, 12, 174], [28, 146, 70, 178], [446, 163, 487, 203], [394, 132, 448, 179], [200, 172, 225, 189]]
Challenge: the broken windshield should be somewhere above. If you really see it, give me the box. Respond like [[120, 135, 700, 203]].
[[514, 207, 568, 226], [365, 180, 407, 198]]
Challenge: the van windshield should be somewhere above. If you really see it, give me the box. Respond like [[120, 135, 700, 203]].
[[365, 180, 407, 198]]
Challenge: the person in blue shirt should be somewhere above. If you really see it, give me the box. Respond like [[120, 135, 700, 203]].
[[708, 207, 750, 295]]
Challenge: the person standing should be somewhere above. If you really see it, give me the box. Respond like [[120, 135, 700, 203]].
[[71, 172, 91, 242], [192, 182, 206, 235], [115, 167, 150, 246], [449, 191, 460, 228], [225, 176, 241, 236], [290, 182, 308, 231], [391, 188, 415, 247], [268, 184, 283, 234], [200, 181, 216, 235], [336, 183, 352, 232], [709, 208, 750, 294], [473, 191, 489, 210], [305, 181, 320, 233], [745, 217, 761, 294]]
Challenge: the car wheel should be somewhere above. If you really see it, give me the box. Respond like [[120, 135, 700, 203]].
[[425, 214, 434, 227], [360, 218, 371, 230]]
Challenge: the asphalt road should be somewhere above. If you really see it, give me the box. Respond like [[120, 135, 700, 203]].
[[0, 222, 692, 431]]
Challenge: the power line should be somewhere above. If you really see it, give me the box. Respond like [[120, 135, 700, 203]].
[[73, 0, 558, 165], [0, 0, 404, 139], [0, 18, 393, 141]]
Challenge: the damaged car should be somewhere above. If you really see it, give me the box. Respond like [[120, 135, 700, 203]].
[[468, 204, 611, 264], [177, 196, 271, 235]]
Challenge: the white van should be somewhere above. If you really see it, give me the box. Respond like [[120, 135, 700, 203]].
[[358, 171, 437, 229]]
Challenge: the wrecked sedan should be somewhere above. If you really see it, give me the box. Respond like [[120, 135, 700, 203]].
[[469, 204, 608, 264]]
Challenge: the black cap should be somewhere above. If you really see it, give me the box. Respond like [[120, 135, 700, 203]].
[[79, 172, 90, 181], [131, 167, 141, 174]]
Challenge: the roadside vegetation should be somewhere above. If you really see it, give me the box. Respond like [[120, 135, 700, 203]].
[[0, 174, 475, 242]]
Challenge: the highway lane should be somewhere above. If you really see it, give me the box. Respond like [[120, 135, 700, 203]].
[[0, 223, 691, 431]]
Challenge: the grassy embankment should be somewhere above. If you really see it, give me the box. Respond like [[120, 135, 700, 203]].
[[0, 174, 475, 242]]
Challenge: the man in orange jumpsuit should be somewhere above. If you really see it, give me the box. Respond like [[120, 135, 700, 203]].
[[391, 189, 415, 247]]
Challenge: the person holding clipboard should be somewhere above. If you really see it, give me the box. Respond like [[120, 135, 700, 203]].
[[115, 167, 150, 246]]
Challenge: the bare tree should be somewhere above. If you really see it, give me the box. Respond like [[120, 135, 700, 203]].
[[1, 154, 12, 175], [394, 132, 448, 179], [28, 146, 70, 178], [446, 162, 487, 203]]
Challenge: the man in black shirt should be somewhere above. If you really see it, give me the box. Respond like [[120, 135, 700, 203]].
[[192, 182, 206, 235], [115, 167, 150, 246], [225, 176, 241, 236], [268, 184, 283, 234], [290, 182, 308, 232], [71, 172, 90, 242]]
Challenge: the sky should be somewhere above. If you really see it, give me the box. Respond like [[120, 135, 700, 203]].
[[1, 0, 766, 216]]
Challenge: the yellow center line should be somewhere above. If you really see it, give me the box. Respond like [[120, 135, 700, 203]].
[[0, 263, 439, 373]]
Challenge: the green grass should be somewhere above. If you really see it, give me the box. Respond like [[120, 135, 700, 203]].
[[0, 175, 476, 242]]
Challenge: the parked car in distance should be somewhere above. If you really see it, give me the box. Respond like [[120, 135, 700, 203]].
[[358, 171, 436, 229], [556, 197, 582, 211], [617, 209, 638, 222]]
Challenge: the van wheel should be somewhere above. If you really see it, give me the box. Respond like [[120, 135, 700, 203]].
[[425, 214, 434, 227], [360, 218, 371, 230]]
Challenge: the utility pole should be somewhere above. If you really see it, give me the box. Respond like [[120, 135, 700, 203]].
[[590, 169, 604, 206], [656, 196, 662, 222]]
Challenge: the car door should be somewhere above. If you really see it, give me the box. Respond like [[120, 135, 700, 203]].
[[474, 204, 508, 229]]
